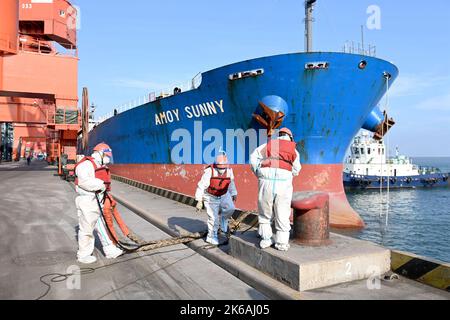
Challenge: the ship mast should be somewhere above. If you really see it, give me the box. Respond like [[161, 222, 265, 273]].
[[305, 0, 317, 52]]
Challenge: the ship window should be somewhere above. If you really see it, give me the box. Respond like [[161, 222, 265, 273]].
[[368, 148, 371, 155], [360, 148, 365, 155], [354, 148, 359, 155], [378, 148, 381, 155], [382, 149, 385, 155]]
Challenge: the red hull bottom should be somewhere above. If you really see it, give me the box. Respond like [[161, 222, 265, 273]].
[[111, 163, 365, 229]]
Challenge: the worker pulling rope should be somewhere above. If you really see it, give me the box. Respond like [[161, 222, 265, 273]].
[[96, 191, 259, 252], [95, 192, 208, 254], [76, 142, 258, 257]]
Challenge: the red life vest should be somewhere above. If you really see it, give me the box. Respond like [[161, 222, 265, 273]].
[[75, 156, 112, 192], [206, 166, 231, 197], [261, 139, 297, 172]]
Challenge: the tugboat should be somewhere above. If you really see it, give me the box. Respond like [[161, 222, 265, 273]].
[[344, 132, 449, 189]]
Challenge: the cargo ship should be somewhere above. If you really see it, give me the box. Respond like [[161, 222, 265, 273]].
[[344, 133, 449, 189], [87, 1, 399, 228]]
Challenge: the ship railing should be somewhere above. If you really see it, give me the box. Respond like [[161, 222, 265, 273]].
[[97, 73, 203, 123], [342, 41, 377, 57]]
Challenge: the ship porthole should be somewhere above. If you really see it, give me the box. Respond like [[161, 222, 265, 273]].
[[358, 60, 367, 70]]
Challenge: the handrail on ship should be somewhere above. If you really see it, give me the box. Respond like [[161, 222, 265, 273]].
[[96, 73, 203, 123]]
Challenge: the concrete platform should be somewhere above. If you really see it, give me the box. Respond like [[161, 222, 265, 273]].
[[230, 231, 390, 291]]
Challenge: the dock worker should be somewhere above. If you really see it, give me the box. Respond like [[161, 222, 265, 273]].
[[195, 153, 238, 245], [74, 143, 124, 264], [26, 152, 31, 166], [250, 128, 301, 251]]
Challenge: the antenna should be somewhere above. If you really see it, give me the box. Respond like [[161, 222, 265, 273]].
[[305, 0, 317, 52], [361, 25, 365, 55]]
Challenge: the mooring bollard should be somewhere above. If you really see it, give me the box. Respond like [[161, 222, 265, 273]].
[[291, 191, 331, 246]]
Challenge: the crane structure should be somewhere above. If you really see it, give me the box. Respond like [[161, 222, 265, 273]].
[[0, 0, 80, 176]]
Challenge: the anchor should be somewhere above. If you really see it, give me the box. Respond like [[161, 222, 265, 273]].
[[252, 101, 286, 137]]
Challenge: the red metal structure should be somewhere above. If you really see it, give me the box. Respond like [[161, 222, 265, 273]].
[[0, 0, 80, 173]]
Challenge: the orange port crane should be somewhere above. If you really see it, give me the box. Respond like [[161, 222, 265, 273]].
[[0, 0, 80, 175]]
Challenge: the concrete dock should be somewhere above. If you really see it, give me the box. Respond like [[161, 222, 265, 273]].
[[0, 160, 449, 300], [0, 161, 266, 300]]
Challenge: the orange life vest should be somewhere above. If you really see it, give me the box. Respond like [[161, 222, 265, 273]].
[[206, 166, 231, 197], [261, 140, 297, 172], [75, 156, 112, 192]]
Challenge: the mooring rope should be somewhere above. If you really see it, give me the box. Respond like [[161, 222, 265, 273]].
[[384, 75, 391, 227]]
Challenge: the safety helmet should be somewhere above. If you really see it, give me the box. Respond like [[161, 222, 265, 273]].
[[279, 127, 294, 140], [93, 143, 113, 158], [214, 154, 229, 170]]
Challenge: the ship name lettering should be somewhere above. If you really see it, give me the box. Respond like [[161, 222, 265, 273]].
[[155, 99, 224, 126], [185, 99, 224, 119], [155, 109, 180, 126]]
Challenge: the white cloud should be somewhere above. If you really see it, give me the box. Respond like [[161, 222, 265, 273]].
[[109, 78, 169, 91], [415, 93, 450, 112], [390, 74, 450, 97]]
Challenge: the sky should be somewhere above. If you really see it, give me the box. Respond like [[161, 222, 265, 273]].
[[74, 0, 450, 156]]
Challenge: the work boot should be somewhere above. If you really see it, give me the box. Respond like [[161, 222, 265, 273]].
[[77, 255, 97, 264], [275, 243, 290, 252], [103, 245, 124, 259], [206, 233, 219, 245], [275, 231, 291, 252], [259, 238, 274, 249]]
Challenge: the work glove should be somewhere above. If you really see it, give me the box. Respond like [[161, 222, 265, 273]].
[[196, 200, 204, 212]]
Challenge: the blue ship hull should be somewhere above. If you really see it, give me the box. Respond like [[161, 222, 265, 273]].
[[88, 52, 399, 228]]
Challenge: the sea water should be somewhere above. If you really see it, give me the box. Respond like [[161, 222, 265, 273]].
[[343, 157, 450, 263]]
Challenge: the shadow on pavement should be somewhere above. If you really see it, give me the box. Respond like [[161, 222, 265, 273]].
[[168, 216, 208, 234], [0, 161, 56, 172]]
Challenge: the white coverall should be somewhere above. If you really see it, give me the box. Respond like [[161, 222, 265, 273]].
[[75, 155, 119, 260], [195, 167, 238, 241], [250, 136, 301, 249]]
